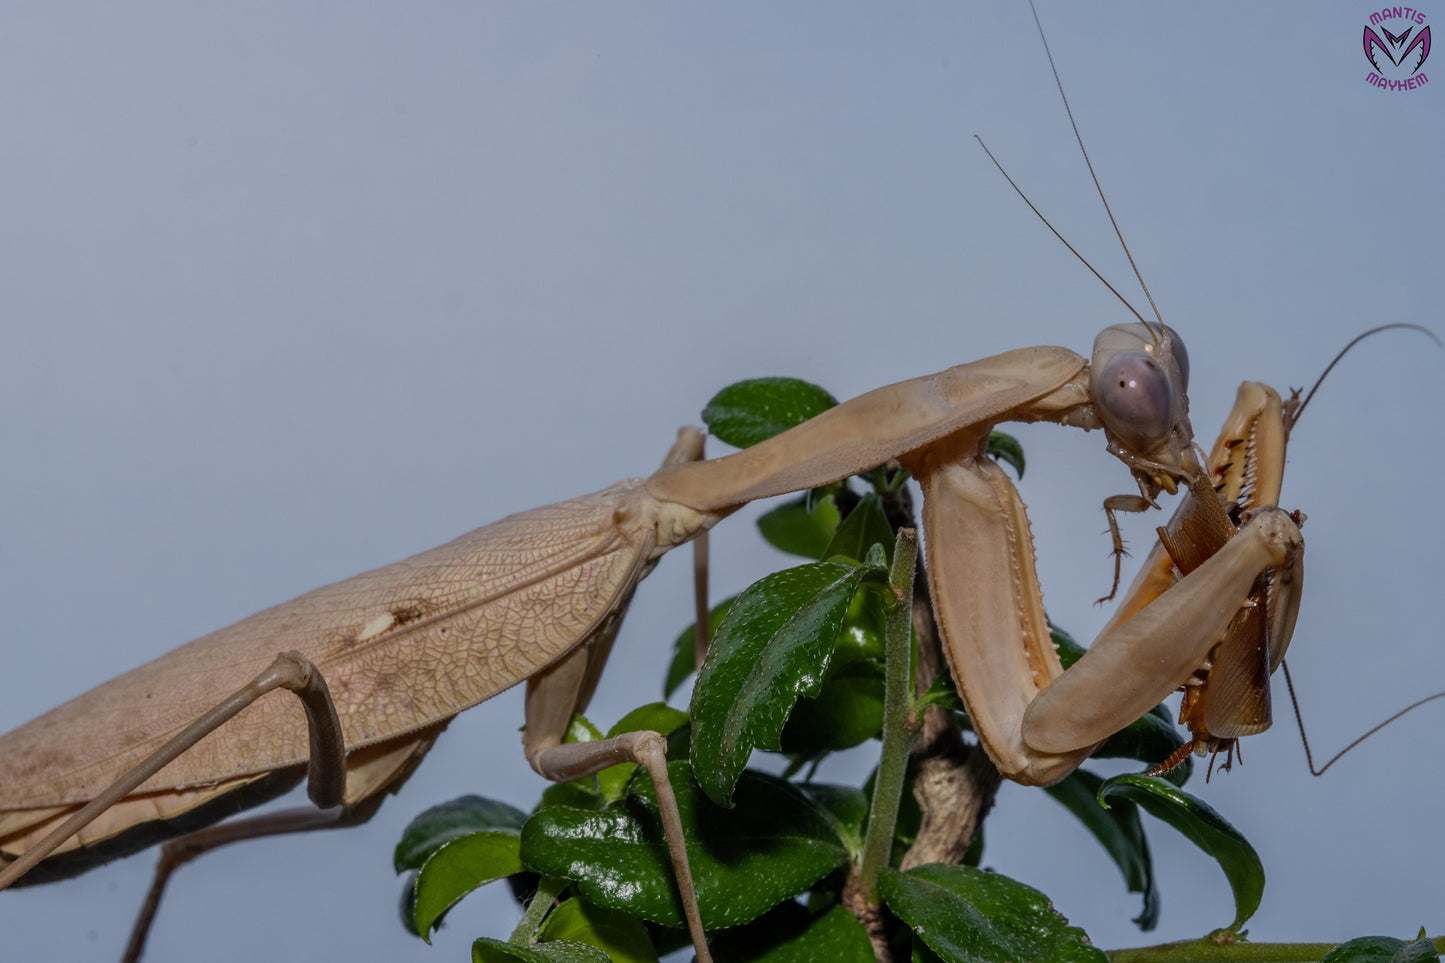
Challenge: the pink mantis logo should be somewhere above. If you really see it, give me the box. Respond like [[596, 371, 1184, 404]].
[[1364, 7, 1431, 90]]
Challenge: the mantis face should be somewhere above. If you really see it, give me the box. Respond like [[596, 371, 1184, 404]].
[[1090, 322, 1197, 495]]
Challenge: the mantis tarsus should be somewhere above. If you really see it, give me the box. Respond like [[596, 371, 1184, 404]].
[[2, 4, 1442, 961]]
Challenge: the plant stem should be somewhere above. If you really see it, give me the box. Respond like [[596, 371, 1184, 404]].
[[857, 527, 919, 904], [509, 875, 568, 945], [1108, 935, 1445, 962]]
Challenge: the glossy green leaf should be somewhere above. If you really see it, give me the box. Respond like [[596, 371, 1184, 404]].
[[1044, 768, 1158, 931], [395, 795, 528, 872], [1098, 774, 1264, 932], [543, 714, 632, 802], [584, 703, 691, 802], [472, 938, 611, 963], [1093, 711, 1193, 787], [833, 582, 888, 666], [1050, 624, 1078, 667], [691, 560, 879, 805], [413, 831, 524, 940], [702, 378, 839, 449], [825, 492, 894, 566], [778, 661, 885, 756], [609, 703, 689, 740], [987, 431, 1025, 478], [915, 667, 962, 714], [1322, 934, 1442, 963], [961, 824, 984, 868], [758, 494, 843, 560], [398, 874, 421, 937], [537, 899, 659, 963], [666, 596, 738, 699], [708, 900, 874, 962], [879, 863, 1107, 963], [540, 778, 603, 810], [796, 783, 870, 859], [564, 714, 604, 744], [522, 765, 848, 931]]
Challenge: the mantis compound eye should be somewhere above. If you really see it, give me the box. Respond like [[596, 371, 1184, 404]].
[[1162, 325, 1189, 392], [1096, 349, 1174, 452]]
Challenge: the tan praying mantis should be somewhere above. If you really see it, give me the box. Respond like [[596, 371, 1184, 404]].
[[0, 299, 1338, 963], [0, 314, 1286, 955], [0, 3, 1439, 954]]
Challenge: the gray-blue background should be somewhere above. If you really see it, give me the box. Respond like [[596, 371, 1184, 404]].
[[2, 2, 1441, 959]]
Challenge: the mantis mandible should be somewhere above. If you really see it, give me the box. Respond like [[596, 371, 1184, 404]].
[[2, 4, 1440, 961]]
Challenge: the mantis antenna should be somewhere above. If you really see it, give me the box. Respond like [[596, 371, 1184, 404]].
[[1023, 0, 1166, 342], [973, 0, 1169, 343]]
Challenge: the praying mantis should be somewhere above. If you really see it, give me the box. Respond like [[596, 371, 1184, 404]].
[[1, 4, 1442, 961]]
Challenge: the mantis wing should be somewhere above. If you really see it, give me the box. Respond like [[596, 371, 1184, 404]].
[[0, 482, 660, 811]]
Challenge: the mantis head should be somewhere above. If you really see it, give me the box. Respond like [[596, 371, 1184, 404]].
[[1090, 322, 1197, 496]]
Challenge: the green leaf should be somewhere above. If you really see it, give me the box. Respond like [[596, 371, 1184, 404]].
[[879, 863, 1107, 963], [708, 900, 874, 962], [1049, 623, 1090, 670], [472, 938, 612, 963], [778, 661, 885, 756], [987, 431, 1025, 478], [1092, 711, 1193, 787], [412, 831, 524, 940], [824, 492, 895, 566], [395, 796, 529, 872], [540, 778, 604, 810], [537, 899, 660, 963], [961, 824, 983, 868], [702, 378, 839, 449], [1322, 935, 1442, 963], [1044, 768, 1158, 931], [609, 703, 690, 740], [587, 703, 692, 802], [691, 560, 879, 805], [796, 783, 871, 859], [564, 715, 604, 744], [758, 494, 843, 560], [542, 714, 635, 802], [666, 596, 738, 699], [833, 583, 888, 666], [1097, 774, 1264, 932], [522, 765, 849, 931], [399, 874, 421, 936], [915, 668, 962, 714]]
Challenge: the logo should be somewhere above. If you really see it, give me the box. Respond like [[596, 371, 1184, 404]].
[[1364, 7, 1431, 90]]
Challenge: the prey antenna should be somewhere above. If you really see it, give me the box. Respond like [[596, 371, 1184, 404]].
[[1025, 0, 1166, 339], [1289, 322, 1442, 432], [1283, 662, 1445, 776], [1279, 321, 1442, 774]]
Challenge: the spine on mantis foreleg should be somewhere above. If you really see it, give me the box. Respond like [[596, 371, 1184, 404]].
[[1021, 507, 1304, 764]]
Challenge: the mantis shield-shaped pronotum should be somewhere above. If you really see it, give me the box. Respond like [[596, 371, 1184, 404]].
[[2, 5, 1441, 962]]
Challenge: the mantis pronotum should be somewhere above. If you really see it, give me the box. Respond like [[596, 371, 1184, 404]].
[[1, 4, 1441, 960]]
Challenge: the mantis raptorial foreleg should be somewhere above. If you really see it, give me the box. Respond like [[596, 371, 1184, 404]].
[[889, 388, 1302, 786], [1078, 326, 1435, 779]]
